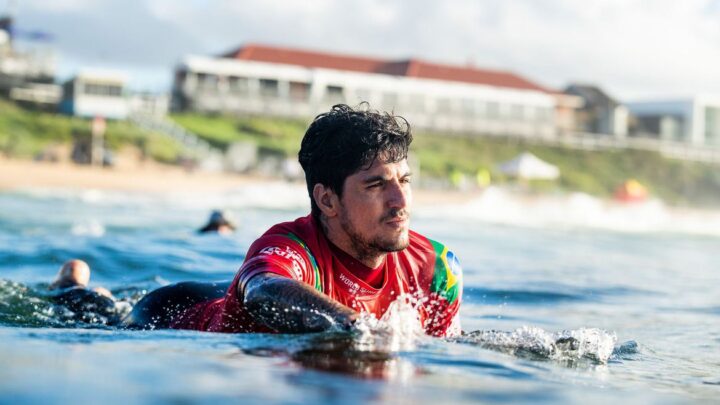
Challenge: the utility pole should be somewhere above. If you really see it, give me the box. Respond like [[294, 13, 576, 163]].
[[91, 115, 106, 167]]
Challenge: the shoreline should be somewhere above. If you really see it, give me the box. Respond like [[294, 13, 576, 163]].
[[3, 157, 720, 236], [0, 157, 481, 206], [0, 157, 266, 194]]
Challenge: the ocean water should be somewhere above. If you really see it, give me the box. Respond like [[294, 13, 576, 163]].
[[0, 185, 718, 404]]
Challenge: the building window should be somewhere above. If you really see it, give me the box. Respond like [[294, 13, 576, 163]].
[[325, 85, 345, 104], [436, 97, 452, 114], [510, 104, 524, 121], [197, 73, 219, 92], [259, 79, 279, 98], [81, 83, 122, 97], [535, 107, 553, 123], [406, 94, 426, 112], [289, 81, 311, 101], [461, 98, 475, 116], [228, 76, 249, 95], [382, 92, 399, 110], [486, 102, 500, 119], [475, 101, 487, 118], [355, 89, 372, 103]]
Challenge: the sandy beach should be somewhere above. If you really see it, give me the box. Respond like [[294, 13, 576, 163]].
[[0, 157, 265, 193], [0, 157, 478, 206]]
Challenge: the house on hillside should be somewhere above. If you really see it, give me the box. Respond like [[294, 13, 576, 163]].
[[563, 84, 628, 138], [0, 15, 60, 109], [172, 43, 570, 138], [59, 70, 128, 119], [627, 95, 720, 146]]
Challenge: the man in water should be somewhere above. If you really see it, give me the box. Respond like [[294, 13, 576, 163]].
[[124, 104, 463, 337], [197, 210, 236, 234], [48, 259, 120, 325]]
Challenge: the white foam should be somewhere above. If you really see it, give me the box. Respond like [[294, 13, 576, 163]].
[[70, 220, 106, 237], [456, 325, 618, 363], [351, 294, 425, 352], [14, 183, 310, 212], [418, 186, 720, 236]]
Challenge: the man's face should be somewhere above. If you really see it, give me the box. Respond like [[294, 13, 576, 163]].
[[336, 158, 412, 260]]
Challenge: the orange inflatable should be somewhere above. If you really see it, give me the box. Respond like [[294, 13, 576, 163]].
[[614, 179, 648, 202]]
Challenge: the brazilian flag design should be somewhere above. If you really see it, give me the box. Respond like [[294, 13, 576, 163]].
[[286, 233, 323, 293], [429, 239, 462, 304]]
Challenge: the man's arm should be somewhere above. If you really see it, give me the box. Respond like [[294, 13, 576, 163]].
[[242, 272, 358, 333]]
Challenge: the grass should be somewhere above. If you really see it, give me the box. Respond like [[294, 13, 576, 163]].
[[170, 113, 307, 155], [0, 99, 185, 163]]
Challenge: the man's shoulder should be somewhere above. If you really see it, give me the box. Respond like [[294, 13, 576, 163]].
[[245, 214, 320, 265], [407, 230, 452, 256], [262, 214, 316, 238], [405, 230, 462, 302]]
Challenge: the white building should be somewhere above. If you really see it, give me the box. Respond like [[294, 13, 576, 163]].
[[564, 84, 628, 138], [627, 95, 720, 146], [172, 44, 561, 138], [59, 70, 128, 119], [0, 16, 61, 108]]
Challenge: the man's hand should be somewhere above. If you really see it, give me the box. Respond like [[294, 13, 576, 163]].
[[243, 272, 358, 333]]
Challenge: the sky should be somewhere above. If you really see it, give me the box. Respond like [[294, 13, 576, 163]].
[[6, 0, 720, 101]]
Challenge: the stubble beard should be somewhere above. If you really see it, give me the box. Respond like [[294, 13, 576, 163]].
[[338, 207, 410, 263]]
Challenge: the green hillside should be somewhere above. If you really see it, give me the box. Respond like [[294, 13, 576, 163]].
[[169, 112, 720, 207], [1, 100, 718, 207], [0, 99, 184, 163]]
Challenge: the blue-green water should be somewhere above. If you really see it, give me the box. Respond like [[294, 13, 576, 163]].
[[1, 188, 718, 404]]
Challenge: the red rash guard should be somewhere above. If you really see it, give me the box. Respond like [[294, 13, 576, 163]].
[[170, 215, 463, 337]]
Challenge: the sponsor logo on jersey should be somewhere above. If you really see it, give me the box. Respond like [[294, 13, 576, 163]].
[[258, 245, 306, 279], [338, 272, 374, 295]]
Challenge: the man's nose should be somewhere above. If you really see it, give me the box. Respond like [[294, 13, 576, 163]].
[[387, 180, 409, 209]]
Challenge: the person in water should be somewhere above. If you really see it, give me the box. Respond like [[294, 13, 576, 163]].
[[48, 259, 119, 325], [124, 104, 463, 337], [198, 210, 236, 234]]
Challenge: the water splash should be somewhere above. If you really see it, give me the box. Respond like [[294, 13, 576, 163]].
[[350, 294, 426, 352], [611, 340, 640, 360], [455, 326, 617, 364], [0, 279, 137, 328], [0, 279, 58, 327], [281, 296, 426, 380]]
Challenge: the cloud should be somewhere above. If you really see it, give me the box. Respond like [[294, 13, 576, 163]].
[[9, 0, 720, 98]]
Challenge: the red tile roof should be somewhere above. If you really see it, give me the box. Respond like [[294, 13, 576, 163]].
[[223, 44, 551, 93]]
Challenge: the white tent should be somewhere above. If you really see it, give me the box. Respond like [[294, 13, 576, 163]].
[[496, 152, 560, 180]]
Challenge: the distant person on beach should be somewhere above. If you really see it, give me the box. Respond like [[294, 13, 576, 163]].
[[48, 259, 119, 325], [123, 104, 463, 337], [197, 210, 236, 234]]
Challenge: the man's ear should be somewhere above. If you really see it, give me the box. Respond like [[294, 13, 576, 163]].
[[313, 183, 339, 218]]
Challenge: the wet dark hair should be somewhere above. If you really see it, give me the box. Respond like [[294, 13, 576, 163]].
[[299, 103, 413, 220]]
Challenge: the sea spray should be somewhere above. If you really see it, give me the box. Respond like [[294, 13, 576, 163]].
[[351, 294, 426, 352], [0, 279, 56, 327], [0, 279, 136, 328], [455, 325, 618, 364]]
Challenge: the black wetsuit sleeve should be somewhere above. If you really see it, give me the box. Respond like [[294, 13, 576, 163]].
[[243, 273, 356, 333]]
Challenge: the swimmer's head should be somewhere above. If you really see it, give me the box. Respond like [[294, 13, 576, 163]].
[[49, 259, 91, 290], [198, 210, 236, 234]]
